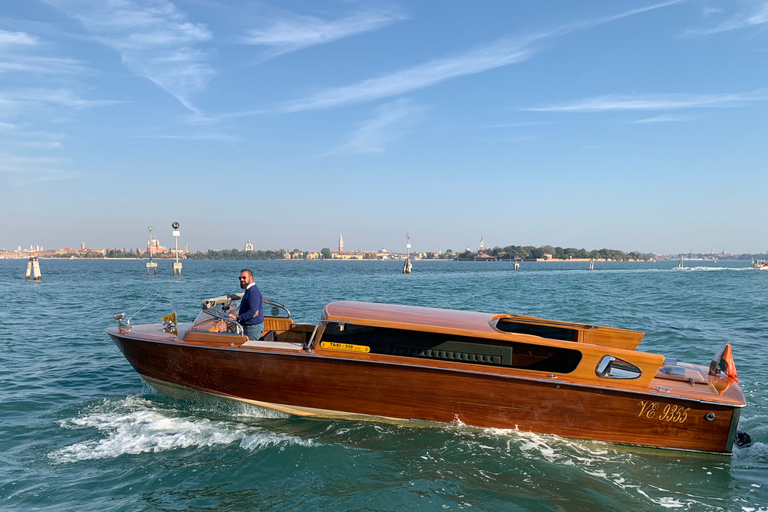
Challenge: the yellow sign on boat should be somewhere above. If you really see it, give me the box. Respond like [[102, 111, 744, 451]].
[[320, 341, 370, 353]]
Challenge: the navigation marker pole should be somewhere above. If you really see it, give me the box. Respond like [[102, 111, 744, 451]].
[[25, 256, 41, 280], [403, 233, 412, 274], [146, 226, 157, 275], [172, 222, 182, 275]]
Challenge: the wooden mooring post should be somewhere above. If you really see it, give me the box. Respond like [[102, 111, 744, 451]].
[[25, 256, 41, 280]]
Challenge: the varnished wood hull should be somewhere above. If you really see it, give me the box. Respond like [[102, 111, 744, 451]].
[[108, 332, 741, 454]]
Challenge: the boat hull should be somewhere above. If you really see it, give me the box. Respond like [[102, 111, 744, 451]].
[[109, 332, 741, 454]]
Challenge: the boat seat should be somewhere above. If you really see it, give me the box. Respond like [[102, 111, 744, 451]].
[[263, 317, 293, 332]]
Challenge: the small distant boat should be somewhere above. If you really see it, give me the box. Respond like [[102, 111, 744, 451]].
[[107, 294, 748, 454], [752, 260, 768, 270]]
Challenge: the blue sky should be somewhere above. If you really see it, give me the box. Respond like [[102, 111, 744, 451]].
[[1, 0, 767, 254]]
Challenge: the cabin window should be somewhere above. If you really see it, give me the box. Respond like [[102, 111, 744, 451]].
[[494, 319, 578, 341], [595, 355, 642, 379], [321, 323, 582, 374]]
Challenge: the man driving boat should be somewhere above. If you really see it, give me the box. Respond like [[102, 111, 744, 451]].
[[230, 269, 264, 340]]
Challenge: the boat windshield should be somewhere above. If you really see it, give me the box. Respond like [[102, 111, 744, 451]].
[[264, 299, 291, 319], [188, 297, 289, 334], [189, 301, 243, 335]]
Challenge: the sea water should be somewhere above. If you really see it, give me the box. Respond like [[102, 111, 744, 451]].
[[0, 259, 766, 511]]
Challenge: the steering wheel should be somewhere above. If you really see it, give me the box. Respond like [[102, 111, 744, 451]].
[[203, 306, 244, 335]]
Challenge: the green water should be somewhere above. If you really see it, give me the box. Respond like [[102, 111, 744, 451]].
[[1, 259, 766, 511]]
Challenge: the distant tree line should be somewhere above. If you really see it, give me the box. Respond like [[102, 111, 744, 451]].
[[187, 249, 288, 260], [53, 248, 143, 258], [451, 245, 652, 261], [104, 249, 142, 258]]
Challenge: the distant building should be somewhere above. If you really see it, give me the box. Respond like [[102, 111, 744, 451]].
[[339, 234, 344, 253], [333, 252, 363, 260], [245, 239, 254, 252], [148, 237, 168, 255]]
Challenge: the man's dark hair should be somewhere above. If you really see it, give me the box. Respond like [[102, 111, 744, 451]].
[[241, 269, 253, 278]]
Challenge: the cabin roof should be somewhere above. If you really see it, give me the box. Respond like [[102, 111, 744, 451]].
[[322, 301, 645, 351], [324, 301, 507, 335]]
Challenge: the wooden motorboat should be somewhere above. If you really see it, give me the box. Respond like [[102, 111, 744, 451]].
[[753, 259, 768, 270], [107, 294, 747, 454]]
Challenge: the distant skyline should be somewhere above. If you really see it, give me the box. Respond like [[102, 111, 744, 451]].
[[1, 0, 767, 254]]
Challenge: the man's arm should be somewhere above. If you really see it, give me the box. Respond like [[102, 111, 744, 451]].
[[237, 291, 259, 323]]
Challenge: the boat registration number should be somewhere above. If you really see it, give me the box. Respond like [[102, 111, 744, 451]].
[[320, 341, 370, 353], [637, 401, 691, 423]]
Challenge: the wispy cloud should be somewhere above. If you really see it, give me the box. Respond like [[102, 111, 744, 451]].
[[487, 121, 556, 128], [240, 9, 407, 61], [701, 7, 723, 17], [44, 0, 214, 114], [138, 133, 237, 141], [528, 90, 768, 113], [0, 122, 67, 145], [486, 134, 539, 144], [684, 1, 768, 36], [0, 56, 87, 74], [327, 99, 425, 155], [22, 140, 63, 149], [276, 41, 535, 114], [0, 152, 78, 186], [0, 29, 39, 46], [0, 89, 121, 115], [629, 114, 689, 123], [267, 0, 683, 114], [0, 28, 87, 75]]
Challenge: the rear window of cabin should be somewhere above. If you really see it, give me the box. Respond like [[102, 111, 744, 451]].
[[494, 319, 578, 341], [321, 323, 582, 374]]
